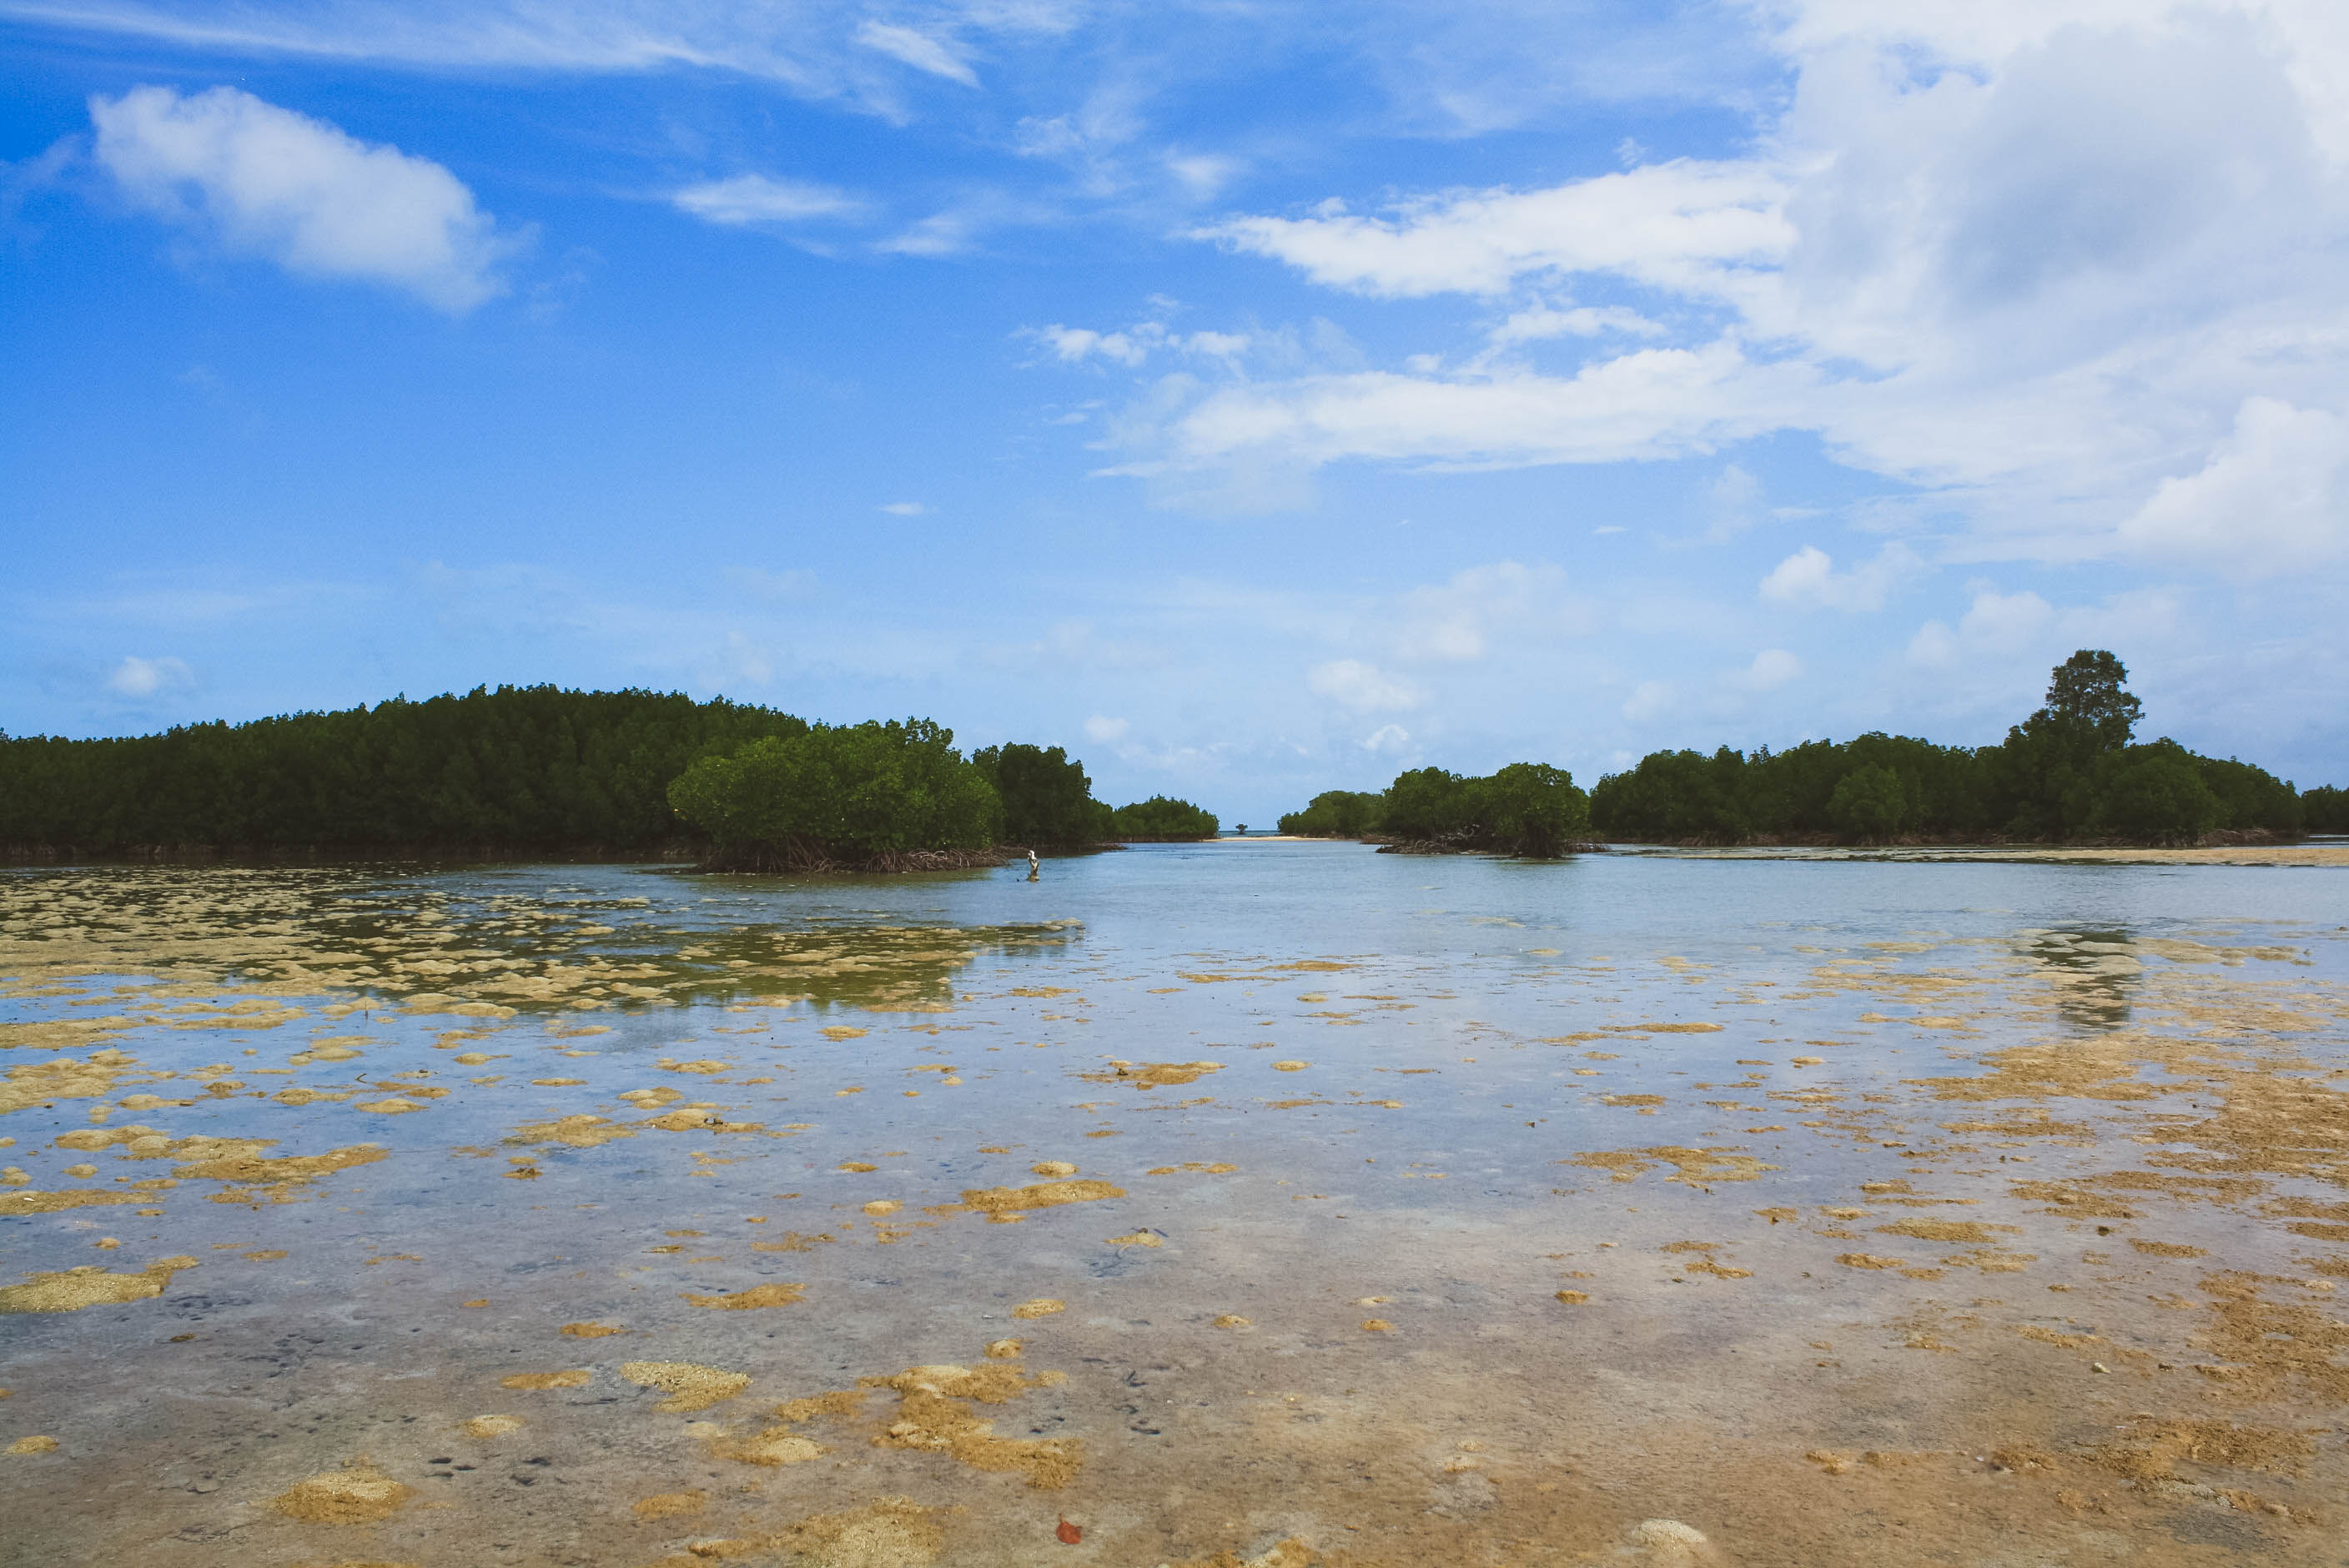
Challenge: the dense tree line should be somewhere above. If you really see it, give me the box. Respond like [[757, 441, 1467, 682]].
[[1587, 652, 2318, 845], [0, 686, 806, 852], [0, 686, 1224, 864], [667, 718, 1000, 868], [1280, 761, 1592, 857], [1109, 796, 1221, 840]]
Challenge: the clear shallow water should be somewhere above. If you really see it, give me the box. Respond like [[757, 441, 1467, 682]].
[[2, 846, 2346, 1568]]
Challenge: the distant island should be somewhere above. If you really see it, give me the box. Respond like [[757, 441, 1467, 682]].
[[1280, 652, 2345, 852], [0, 686, 1219, 870]]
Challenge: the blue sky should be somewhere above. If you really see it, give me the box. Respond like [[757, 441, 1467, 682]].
[[4, 1, 2346, 821]]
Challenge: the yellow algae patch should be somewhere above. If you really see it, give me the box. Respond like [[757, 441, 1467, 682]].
[[1838, 1254, 1909, 1270], [273, 1460, 414, 1524], [560, 1322, 625, 1338], [0, 1257, 197, 1313], [8, 1435, 60, 1455], [767, 1495, 942, 1568], [1361, 1319, 1394, 1332], [632, 1490, 706, 1520], [508, 1115, 634, 1148], [1789, 1056, 1826, 1067], [821, 1027, 870, 1041], [170, 1141, 386, 1202], [863, 1201, 901, 1216], [838, 1161, 880, 1173], [1079, 1060, 1223, 1089], [2130, 1239, 2208, 1259], [621, 1361, 750, 1412], [955, 1179, 1124, 1217], [1146, 1162, 1239, 1175], [460, 1415, 524, 1438], [1876, 1219, 2017, 1244], [639, 1109, 765, 1133], [1030, 1160, 1078, 1178], [707, 1428, 826, 1467], [353, 1098, 426, 1114], [682, 1283, 806, 1310], [657, 1058, 731, 1075], [1213, 1314, 1250, 1328], [863, 1361, 1081, 1489], [0, 1189, 142, 1217], [1012, 1299, 1064, 1319], [1104, 1232, 1162, 1248], [0, 1053, 140, 1116], [1271, 1061, 1310, 1073], [530, 1078, 586, 1087], [1564, 1147, 1778, 1185], [1599, 1094, 1667, 1113], [983, 1339, 1023, 1359], [617, 1087, 682, 1109], [1554, 1290, 1590, 1305], [500, 1370, 591, 1390]]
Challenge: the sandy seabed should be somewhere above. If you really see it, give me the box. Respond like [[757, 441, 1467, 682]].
[[2, 862, 2346, 1568]]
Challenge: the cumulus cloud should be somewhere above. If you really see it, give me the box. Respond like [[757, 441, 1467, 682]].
[[1308, 658, 1423, 712], [2117, 397, 2349, 576], [1083, 714, 1129, 743], [1062, 3, 2349, 580], [672, 173, 863, 226], [1758, 543, 1919, 612], [106, 654, 194, 697], [90, 85, 514, 310], [879, 500, 931, 516], [1361, 722, 1414, 756]]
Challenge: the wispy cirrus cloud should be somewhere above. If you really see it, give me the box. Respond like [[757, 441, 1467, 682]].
[[672, 173, 865, 226]]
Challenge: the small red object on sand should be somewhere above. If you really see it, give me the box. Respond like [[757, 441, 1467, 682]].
[[1057, 1517, 1083, 1545]]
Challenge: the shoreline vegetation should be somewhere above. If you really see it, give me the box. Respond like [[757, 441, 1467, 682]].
[[0, 687, 1218, 873], [1280, 651, 2346, 855]]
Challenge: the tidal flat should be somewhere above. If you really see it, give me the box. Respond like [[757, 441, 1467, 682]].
[[2, 845, 2345, 1568]]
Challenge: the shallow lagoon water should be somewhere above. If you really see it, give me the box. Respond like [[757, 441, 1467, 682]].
[[2, 843, 2346, 1567]]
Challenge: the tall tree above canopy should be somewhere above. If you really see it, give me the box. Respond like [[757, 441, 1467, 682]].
[[2040, 650, 2142, 753]]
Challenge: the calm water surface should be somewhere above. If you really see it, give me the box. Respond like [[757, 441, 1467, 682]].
[[3, 845, 2344, 1567]]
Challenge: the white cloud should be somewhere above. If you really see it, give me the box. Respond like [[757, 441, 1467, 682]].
[[1361, 722, 1414, 756], [1703, 463, 1762, 540], [90, 85, 513, 311], [2117, 397, 2349, 576], [1028, 319, 1254, 369], [1907, 588, 2043, 667], [1308, 658, 1423, 712], [1070, 3, 2349, 582], [1727, 647, 1803, 691], [672, 173, 863, 226], [1083, 714, 1129, 743], [1486, 302, 1670, 349], [1758, 543, 1919, 612], [106, 654, 194, 697], [879, 500, 931, 516], [1197, 159, 1791, 300], [1393, 560, 1585, 662], [854, 21, 978, 87]]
